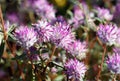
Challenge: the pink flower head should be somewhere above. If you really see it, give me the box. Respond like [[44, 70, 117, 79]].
[[64, 59, 87, 81], [106, 51, 120, 74], [97, 7, 113, 21], [33, 0, 56, 21], [97, 24, 118, 45], [51, 22, 75, 48], [68, 41, 88, 60], [14, 26, 37, 49], [33, 20, 53, 43], [69, 5, 84, 29]]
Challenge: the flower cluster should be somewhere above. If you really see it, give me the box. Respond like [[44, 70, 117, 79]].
[[33, 19, 88, 61], [14, 26, 37, 49], [64, 59, 87, 81], [4, 0, 120, 80], [106, 49, 120, 74]]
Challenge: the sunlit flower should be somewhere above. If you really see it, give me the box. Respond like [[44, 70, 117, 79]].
[[97, 24, 118, 45], [33, 0, 56, 20], [14, 26, 37, 49], [51, 22, 75, 48], [106, 51, 120, 74], [64, 59, 87, 81], [33, 20, 53, 42], [68, 41, 88, 60], [69, 5, 84, 29], [58, 32, 75, 50], [97, 7, 113, 21]]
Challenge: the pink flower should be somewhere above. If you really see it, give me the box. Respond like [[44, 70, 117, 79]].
[[68, 41, 88, 60], [14, 26, 37, 49], [97, 7, 113, 21], [69, 5, 84, 29], [64, 59, 87, 81], [33, 0, 56, 21], [51, 22, 75, 48], [106, 50, 120, 74], [97, 24, 118, 45], [33, 20, 53, 42]]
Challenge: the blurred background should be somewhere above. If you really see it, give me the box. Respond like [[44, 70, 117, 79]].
[[0, 0, 120, 81]]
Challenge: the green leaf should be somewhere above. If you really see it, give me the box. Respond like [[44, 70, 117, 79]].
[[8, 24, 16, 33], [0, 42, 5, 57], [8, 33, 16, 41]]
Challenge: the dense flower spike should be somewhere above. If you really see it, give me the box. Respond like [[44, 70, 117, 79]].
[[97, 24, 118, 45], [64, 59, 87, 81], [33, 20, 53, 43], [106, 50, 120, 74], [14, 26, 37, 49], [97, 7, 113, 21], [51, 22, 75, 48], [68, 41, 88, 60]]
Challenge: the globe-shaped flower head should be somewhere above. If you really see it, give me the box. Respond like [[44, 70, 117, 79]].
[[33, 0, 56, 21], [68, 5, 84, 29], [14, 26, 37, 49], [97, 24, 118, 45], [97, 7, 113, 21], [64, 59, 87, 81], [33, 20, 53, 43], [51, 22, 75, 49], [68, 41, 88, 60], [106, 49, 120, 74]]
